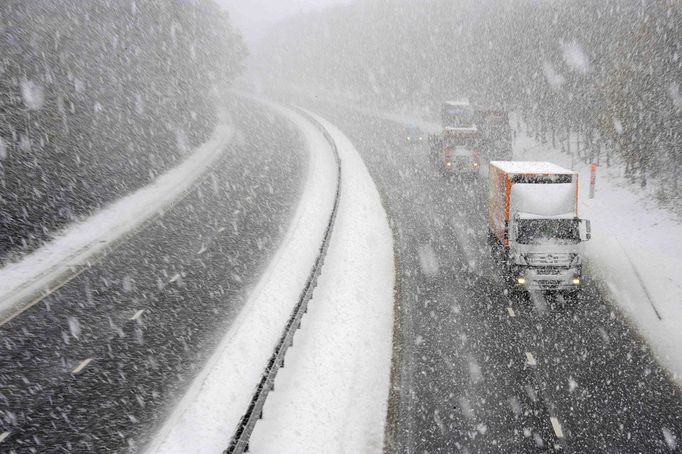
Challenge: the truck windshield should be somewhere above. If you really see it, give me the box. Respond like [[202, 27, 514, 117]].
[[516, 218, 580, 245], [445, 146, 473, 158], [444, 136, 476, 148], [442, 106, 474, 128]]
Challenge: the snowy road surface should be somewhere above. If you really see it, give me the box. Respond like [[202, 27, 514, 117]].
[[300, 99, 682, 452], [0, 107, 233, 326], [0, 99, 305, 451]]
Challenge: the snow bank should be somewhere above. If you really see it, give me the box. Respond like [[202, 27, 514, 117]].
[[145, 99, 338, 453], [248, 109, 395, 454], [513, 125, 682, 384], [0, 109, 234, 324]]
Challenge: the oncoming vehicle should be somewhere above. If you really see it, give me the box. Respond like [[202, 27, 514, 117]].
[[405, 124, 424, 145], [440, 128, 481, 176], [475, 108, 513, 161], [488, 161, 591, 295]]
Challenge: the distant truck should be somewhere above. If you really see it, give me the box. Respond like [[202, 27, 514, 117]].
[[475, 109, 512, 161], [433, 101, 481, 176], [488, 161, 591, 294], [439, 128, 480, 175], [405, 124, 424, 145], [441, 100, 475, 129]]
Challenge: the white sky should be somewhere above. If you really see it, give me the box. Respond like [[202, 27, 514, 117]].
[[217, 0, 349, 45]]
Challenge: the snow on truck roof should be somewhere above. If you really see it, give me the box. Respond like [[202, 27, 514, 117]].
[[444, 126, 478, 133], [490, 161, 575, 175], [444, 100, 470, 106]]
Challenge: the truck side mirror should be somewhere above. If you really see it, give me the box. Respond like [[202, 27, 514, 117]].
[[580, 219, 591, 241]]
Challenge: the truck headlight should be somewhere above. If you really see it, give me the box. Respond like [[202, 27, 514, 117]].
[[517, 277, 526, 285], [572, 277, 581, 285]]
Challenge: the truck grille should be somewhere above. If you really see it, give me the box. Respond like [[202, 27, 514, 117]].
[[526, 253, 572, 267], [535, 267, 562, 275], [538, 280, 562, 289]]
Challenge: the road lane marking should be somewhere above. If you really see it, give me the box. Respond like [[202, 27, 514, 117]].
[[72, 358, 93, 375], [169, 273, 181, 283], [526, 352, 537, 366], [0, 265, 89, 328], [550, 416, 564, 439], [0, 431, 9, 443], [507, 307, 516, 317], [130, 309, 145, 321]]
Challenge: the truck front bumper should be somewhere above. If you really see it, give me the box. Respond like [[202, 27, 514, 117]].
[[513, 266, 582, 292]]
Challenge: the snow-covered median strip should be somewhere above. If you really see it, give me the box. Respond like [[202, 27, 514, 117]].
[[249, 110, 395, 454], [145, 100, 338, 454], [0, 108, 235, 325]]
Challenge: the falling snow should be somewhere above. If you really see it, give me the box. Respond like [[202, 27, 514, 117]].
[[1, 1, 681, 453]]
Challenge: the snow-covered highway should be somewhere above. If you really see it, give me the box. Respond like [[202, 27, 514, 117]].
[[294, 97, 682, 452], [0, 98, 307, 451]]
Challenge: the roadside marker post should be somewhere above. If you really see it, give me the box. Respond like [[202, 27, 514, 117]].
[[589, 163, 597, 199]]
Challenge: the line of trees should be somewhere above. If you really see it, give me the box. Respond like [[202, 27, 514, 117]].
[[0, 0, 246, 260], [256, 0, 681, 199]]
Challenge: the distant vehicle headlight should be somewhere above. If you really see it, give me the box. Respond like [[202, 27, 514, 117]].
[[517, 277, 526, 285], [572, 277, 581, 285]]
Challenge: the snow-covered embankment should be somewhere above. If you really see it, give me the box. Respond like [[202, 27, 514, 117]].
[[512, 127, 682, 385], [248, 110, 395, 453]]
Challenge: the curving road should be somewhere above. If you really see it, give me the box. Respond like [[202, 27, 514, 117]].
[[0, 98, 305, 452], [301, 99, 682, 453]]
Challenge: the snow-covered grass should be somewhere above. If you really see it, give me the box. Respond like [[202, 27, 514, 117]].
[[0, 108, 235, 325], [248, 109, 395, 454], [145, 98, 339, 453], [512, 125, 682, 386]]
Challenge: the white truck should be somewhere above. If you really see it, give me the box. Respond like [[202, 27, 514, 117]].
[[488, 161, 591, 294]]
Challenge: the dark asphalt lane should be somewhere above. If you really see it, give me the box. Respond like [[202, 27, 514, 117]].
[[0, 98, 305, 452], [302, 100, 682, 453]]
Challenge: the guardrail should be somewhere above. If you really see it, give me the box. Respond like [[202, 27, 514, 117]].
[[224, 107, 342, 454]]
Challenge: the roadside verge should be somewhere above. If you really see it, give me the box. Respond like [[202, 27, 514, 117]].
[[512, 125, 682, 385]]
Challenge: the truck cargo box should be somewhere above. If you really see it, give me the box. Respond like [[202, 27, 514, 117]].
[[488, 161, 578, 247]]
